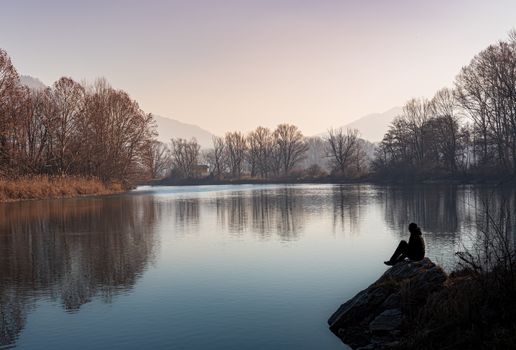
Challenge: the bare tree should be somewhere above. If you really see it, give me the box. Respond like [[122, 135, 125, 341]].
[[303, 136, 328, 171], [144, 140, 171, 179], [170, 138, 200, 179], [0, 49, 158, 185], [273, 124, 308, 175], [211, 136, 226, 178], [455, 34, 516, 175], [326, 128, 361, 177], [401, 98, 433, 166], [224, 131, 247, 178], [17, 87, 53, 173], [247, 127, 274, 178], [0, 49, 20, 174], [430, 88, 461, 174], [50, 77, 86, 174], [79, 79, 155, 182]]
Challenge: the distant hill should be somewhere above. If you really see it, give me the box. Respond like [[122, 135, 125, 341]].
[[344, 107, 402, 142], [153, 115, 215, 149], [20, 75, 47, 90], [317, 107, 403, 142]]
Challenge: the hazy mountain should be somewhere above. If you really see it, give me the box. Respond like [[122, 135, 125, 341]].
[[18, 74, 396, 146], [153, 115, 215, 149], [317, 106, 403, 142], [345, 107, 402, 142], [20, 75, 47, 90]]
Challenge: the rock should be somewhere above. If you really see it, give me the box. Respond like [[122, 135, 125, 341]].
[[369, 309, 402, 331], [328, 258, 447, 349]]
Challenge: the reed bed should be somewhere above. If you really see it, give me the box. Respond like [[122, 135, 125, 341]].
[[0, 176, 124, 201]]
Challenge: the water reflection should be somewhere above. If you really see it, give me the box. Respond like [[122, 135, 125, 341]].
[[382, 185, 462, 234], [1, 184, 515, 349], [175, 198, 200, 234], [380, 184, 516, 267], [331, 185, 365, 235], [0, 196, 159, 347], [212, 188, 306, 240]]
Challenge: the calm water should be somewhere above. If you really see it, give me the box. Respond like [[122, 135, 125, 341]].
[[0, 184, 513, 349]]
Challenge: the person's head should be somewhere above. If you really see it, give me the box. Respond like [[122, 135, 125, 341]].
[[408, 222, 421, 234]]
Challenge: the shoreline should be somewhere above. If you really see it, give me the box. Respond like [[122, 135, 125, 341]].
[[3, 175, 514, 203], [149, 175, 516, 187], [0, 176, 126, 203]]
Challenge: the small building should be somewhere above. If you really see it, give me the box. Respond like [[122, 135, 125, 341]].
[[193, 164, 210, 178]]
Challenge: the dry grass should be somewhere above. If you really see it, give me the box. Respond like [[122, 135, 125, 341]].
[[395, 197, 516, 350], [0, 176, 124, 202]]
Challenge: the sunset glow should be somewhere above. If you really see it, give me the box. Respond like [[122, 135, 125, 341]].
[[2, 0, 515, 134]]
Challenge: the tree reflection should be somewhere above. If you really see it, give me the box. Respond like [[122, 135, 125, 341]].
[[381, 185, 516, 267], [468, 185, 516, 251], [211, 186, 368, 240], [175, 197, 200, 233], [331, 185, 363, 235], [251, 190, 273, 238], [0, 196, 159, 346], [214, 188, 305, 240], [383, 185, 461, 234]]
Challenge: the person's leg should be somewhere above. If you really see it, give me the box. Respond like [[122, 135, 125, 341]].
[[384, 240, 408, 265]]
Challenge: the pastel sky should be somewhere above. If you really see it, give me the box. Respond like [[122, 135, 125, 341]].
[[1, 0, 515, 135]]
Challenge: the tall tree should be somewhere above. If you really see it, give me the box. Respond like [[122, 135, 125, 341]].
[[170, 138, 200, 179], [0, 49, 20, 174], [143, 140, 171, 179], [273, 124, 308, 175], [50, 77, 85, 174], [247, 127, 274, 178], [326, 128, 361, 177], [224, 131, 247, 178]]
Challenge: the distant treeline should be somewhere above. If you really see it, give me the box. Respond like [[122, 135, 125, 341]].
[[3, 30, 516, 188], [0, 49, 155, 187], [154, 33, 516, 184], [158, 31, 516, 181], [374, 30, 516, 180], [151, 126, 373, 183]]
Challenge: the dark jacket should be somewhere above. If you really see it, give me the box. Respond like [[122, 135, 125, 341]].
[[407, 231, 425, 260]]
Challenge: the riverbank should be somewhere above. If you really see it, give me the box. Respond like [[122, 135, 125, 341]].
[[0, 176, 125, 202], [150, 174, 516, 187], [329, 259, 516, 349]]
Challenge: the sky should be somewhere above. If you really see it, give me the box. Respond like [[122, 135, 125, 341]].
[[1, 0, 515, 135]]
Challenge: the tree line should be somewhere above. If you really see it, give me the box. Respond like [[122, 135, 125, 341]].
[[0, 47, 371, 186], [374, 30, 516, 180], [0, 49, 155, 186], [4, 28, 516, 186], [152, 125, 371, 182]]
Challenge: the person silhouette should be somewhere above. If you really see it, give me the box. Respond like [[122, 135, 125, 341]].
[[384, 223, 425, 266]]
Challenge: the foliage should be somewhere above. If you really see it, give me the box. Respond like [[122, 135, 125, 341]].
[[0, 49, 156, 186]]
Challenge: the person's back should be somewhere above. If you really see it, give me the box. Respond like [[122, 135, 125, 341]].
[[384, 223, 425, 265], [407, 226, 425, 261]]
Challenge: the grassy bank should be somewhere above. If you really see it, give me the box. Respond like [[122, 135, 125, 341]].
[[0, 176, 125, 202], [395, 265, 516, 349], [395, 200, 516, 350]]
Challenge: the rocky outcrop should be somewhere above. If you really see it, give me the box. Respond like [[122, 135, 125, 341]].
[[328, 258, 447, 349]]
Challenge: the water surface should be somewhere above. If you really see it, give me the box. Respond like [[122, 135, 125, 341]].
[[0, 184, 512, 349]]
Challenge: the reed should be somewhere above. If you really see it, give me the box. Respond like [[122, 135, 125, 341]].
[[0, 176, 124, 202]]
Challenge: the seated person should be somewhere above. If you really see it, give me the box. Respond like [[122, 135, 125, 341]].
[[384, 223, 425, 266]]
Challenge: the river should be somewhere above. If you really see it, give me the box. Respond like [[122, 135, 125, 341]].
[[0, 184, 513, 349]]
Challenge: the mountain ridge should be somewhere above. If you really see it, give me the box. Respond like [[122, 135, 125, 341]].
[[152, 114, 215, 148], [316, 106, 402, 142]]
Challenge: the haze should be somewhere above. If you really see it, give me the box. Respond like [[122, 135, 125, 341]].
[[2, 0, 515, 135]]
